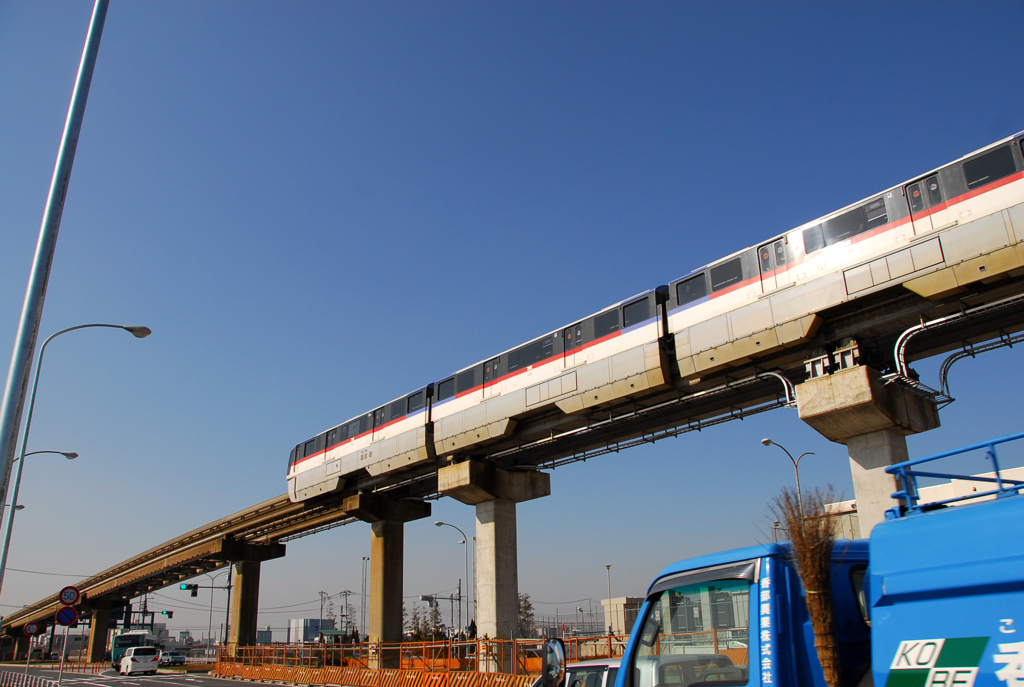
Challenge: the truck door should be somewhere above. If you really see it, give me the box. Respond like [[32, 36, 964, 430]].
[[905, 174, 949, 235], [758, 238, 790, 293]]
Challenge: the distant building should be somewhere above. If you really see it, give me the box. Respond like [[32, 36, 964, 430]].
[[288, 618, 333, 643], [256, 626, 273, 645], [601, 597, 643, 636]]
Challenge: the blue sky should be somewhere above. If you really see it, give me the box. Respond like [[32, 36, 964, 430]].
[[1, 1, 1023, 640]]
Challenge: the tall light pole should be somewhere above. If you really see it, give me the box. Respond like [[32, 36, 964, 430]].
[[0, 0, 111, 539], [204, 570, 228, 653], [435, 521, 471, 629], [605, 564, 612, 635], [0, 323, 150, 599], [761, 438, 814, 517]]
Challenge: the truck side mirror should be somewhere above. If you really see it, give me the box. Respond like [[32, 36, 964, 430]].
[[540, 638, 566, 687]]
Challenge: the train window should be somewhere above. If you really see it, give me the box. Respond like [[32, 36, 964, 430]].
[[337, 424, 349, 441], [963, 146, 1016, 190], [823, 207, 865, 245], [437, 377, 455, 401], [509, 335, 556, 372], [623, 297, 650, 328], [456, 368, 477, 395], [926, 175, 943, 205], [907, 183, 925, 213], [803, 225, 824, 254], [304, 439, 317, 457], [710, 258, 743, 292], [864, 198, 888, 229], [676, 274, 708, 306], [389, 399, 406, 421], [774, 239, 787, 267], [407, 390, 425, 413], [594, 310, 620, 338], [759, 244, 773, 273]]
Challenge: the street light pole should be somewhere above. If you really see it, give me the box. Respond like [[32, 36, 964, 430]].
[[605, 565, 612, 635], [204, 570, 228, 655], [0, 323, 149, 600], [361, 556, 369, 638], [761, 438, 814, 517], [435, 521, 471, 628]]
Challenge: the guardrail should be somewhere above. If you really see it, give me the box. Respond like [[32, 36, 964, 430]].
[[888, 430, 1024, 517]]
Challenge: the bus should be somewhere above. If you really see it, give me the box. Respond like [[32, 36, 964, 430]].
[[111, 630, 160, 668]]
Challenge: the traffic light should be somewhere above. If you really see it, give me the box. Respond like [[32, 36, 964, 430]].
[[161, 611, 173, 619], [180, 583, 199, 597]]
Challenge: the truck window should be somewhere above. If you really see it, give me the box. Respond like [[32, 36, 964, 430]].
[[850, 565, 868, 626], [633, 577, 749, 687]]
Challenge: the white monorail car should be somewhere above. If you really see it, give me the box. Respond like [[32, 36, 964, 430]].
[[288, 131, 1024, 503]]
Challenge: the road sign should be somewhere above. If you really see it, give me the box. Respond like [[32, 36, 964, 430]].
[[24, 622, 39, 636], [58, 586, 80, 606], [55, 607, 77, 627]]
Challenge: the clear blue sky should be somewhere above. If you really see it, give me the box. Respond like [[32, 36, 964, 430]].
[[2, 1, 1023, 640]]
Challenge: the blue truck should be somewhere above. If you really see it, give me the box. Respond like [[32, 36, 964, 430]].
[[541, 431, 1024, 687]]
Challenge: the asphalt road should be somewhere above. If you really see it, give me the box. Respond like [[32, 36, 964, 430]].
[[13, 667, 229, 687]]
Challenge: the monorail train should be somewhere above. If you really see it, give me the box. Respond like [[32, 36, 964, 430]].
[[288, 131, 1024, 503]]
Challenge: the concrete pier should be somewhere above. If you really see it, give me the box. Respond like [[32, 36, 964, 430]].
[[797, 362, 939, 535], [438, 462, 549, 641], [343, 493, 430, 655], [225, 541, 286, 646], [87, 606, 110, 663]]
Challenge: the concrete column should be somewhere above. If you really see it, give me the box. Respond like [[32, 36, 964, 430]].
[[229, 560, 261, 646], [475, 499, 519, 639], [342, 492, 430, 666], [846, 428, 910, 535], [87, 607, 110, 663], [797, 361, 939, 536], [437, 461, 550, 646], [369, 520, 404, 645]]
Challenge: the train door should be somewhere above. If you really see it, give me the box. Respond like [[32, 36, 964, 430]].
[[758, 238, 790, 293], [483, 357, 500, 398], [904, 174, 948, 235], [563, 322, 583, 367]]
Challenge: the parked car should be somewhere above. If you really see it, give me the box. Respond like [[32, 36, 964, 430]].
[[119, 646, 160, 675], [533, 658, 621, 687], [160, 651, 186, 667]]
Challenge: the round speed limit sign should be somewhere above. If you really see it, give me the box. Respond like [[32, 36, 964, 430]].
[[58, 585, 80, 606], [24, 622, 39, 636]]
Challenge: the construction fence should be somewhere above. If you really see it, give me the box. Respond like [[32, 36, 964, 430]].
[[215, 634, 632, 684]]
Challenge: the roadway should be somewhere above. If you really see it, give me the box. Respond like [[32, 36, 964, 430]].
[[6, 667, 226, 687]]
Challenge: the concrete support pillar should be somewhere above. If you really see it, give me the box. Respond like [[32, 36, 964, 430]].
[[475, 499, 519, 640], [87, 607, 111, 663], [846, 428, 911, 535], [438, 461, 550, 648], [370, 520, 404, 646], [229, 560, 261, 647], [797, 362, 939, 536], [343, 492, 430, 666]]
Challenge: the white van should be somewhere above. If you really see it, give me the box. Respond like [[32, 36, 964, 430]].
[[119, 646, 160, 675]]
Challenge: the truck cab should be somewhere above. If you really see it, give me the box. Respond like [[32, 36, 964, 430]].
[[616, 541, 870, 687]]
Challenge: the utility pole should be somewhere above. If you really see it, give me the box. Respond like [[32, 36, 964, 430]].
[[338, 590, 354, 634], [360, 556, 369, 638], [318, 591, 328, 641]]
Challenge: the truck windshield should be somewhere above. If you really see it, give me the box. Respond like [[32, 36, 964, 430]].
[[633, 577, 749, 687]]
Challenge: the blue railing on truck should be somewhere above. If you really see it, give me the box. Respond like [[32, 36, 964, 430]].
[[885, 430, 1024, 518]]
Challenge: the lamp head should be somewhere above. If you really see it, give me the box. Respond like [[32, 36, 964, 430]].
[[434, 521, 444, 527], [761, 438, 773, 447], [14, 505, 24, 511], [61, 452, 78, 460], [122, 326, 152, 339]]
